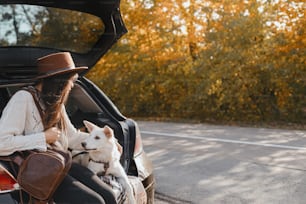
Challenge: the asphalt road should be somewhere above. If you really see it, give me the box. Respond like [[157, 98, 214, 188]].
[[138, 121, 306, 204]]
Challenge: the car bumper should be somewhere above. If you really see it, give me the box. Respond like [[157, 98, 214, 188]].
[[133, 151, 155, 204]]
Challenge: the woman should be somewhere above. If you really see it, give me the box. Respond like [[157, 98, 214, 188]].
[[0, 52, 117, 204]]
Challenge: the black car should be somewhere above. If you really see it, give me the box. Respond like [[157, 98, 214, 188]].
[[0, 0, 155, 203]]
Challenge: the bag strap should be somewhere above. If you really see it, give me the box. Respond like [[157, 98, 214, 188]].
[[0, 151, 26, 166], [1, 87, 46, 166], [22, 86, 45, 128], [23, 87, 65, 151]]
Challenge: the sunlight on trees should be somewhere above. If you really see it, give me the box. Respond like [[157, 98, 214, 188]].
[[87, 0, 305, 124]]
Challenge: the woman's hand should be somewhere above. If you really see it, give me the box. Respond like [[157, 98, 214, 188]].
[[44, 127, 61, 144]]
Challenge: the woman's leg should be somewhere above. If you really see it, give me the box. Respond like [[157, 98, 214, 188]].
[[53, 171, 106, 204], [68, 163, 117, 204]]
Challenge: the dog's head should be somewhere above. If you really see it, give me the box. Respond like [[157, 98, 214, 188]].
[[81, 120, 116, 155]]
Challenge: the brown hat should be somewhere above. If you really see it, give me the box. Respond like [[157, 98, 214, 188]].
[[36, 52, 88, 79]]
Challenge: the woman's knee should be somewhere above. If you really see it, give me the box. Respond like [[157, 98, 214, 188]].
[[54, 174, 106, 204], [69, 163, 117, 203], [79, 191, 106, 204], [54, 188, 106, 204], [98, 187, 117, 204]]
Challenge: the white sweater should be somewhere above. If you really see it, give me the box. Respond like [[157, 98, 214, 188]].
[[0, 90, 88, 156]]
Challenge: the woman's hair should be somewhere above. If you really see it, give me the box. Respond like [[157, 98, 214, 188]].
[[40, 73, 76, 130]]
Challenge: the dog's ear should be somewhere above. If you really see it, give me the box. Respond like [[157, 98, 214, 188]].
[[103, 125, 113, 138], [83, 120, 97, 132]]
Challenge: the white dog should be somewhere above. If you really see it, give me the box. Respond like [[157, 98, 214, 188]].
[[81, 120, 136, 204]]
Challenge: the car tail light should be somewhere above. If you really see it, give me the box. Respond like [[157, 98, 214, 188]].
[[134, 123, 144, 157], [0, 165, 18, 193]]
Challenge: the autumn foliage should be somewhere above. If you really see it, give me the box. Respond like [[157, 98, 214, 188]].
[[87, 0, 305, 125]]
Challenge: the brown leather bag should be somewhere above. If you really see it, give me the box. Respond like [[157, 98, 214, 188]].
[[12, 149, 71, 201]]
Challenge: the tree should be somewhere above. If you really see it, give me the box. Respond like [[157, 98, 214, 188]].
[[85, 0, 306, 124]]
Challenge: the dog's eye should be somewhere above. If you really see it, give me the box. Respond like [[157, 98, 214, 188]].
[[94, 136, 100, 140]]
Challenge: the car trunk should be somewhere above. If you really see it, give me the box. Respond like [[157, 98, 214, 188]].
[[0, 0, 127, 84]]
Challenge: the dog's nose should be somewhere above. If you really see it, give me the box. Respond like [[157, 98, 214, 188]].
[[81, 142, 86, 148]]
